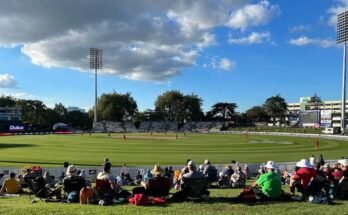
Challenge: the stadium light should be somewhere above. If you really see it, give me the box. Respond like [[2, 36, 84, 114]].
[[90, 48, 103, 123], [337, 11, 348, 134]]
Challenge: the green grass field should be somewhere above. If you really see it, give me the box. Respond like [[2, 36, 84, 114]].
[[0, 132, 347, 167], [0, 186, 347, 215], [1, 133, 348, 214]]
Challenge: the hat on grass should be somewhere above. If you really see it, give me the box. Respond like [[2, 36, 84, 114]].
[[296, 159, 312, 168], [151, 164, 163, 176], [265, 161, 276, 169]]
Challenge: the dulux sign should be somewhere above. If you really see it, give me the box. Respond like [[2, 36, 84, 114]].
[[9, 125, 25, 131]]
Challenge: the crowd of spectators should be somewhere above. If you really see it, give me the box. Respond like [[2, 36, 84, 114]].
[[0, 155, 348, 206]]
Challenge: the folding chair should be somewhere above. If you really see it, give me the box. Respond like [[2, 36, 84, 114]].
[[181, 177, 209, 200], [95, 179, 112, 195], [28, 176, 57, 203], [63, 176, 86, 194], [146, 176, 171, 197]]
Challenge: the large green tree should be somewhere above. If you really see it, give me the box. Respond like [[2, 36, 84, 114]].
[[16, 99, 48, 127], [66, 110, 91, 129], [183, 94, 204, 121], [53, 103, 68, 120], [155, 90, 185, 122], [206, 102, 238, 122], [97, 92, 138, 121], [245, 106, 269, 122], [0, 95, 16, 107], [154, 90, 204, 123], [263, 95, 288, 126]]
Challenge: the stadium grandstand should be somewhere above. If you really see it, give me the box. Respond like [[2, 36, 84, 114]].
[[0, 107, 25, 133]]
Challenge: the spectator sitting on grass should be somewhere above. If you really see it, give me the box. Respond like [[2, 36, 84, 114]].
[[332, 163, 343, 185], [0, 172, 20, 194], [252, 161, 282, 200], [231, 167, 246, 188], [0, 173, 4, 189], [134, 170, 143, 185], [182, 160, 205, 180], [203, 160, 216, 176], [22, 168, 34, 187], [222, 165, 234, 178], [43, 172, 55, 188], [170, 160, 208, 201], [143, 170, 153, 182], [337, 159, 348, 199], [97, 162, 119, 192], [290, 159, 316, 196], [141, 164, 163, 189]]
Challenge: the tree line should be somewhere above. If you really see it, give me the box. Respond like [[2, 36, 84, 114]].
[[0, 91, 290, 130]]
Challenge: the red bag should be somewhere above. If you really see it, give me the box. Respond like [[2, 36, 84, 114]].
[[239, 187, 256, 201], [129, 194, 150, 206], [152, 197, 166, 205]]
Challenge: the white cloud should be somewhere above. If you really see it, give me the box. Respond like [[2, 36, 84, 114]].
[[0, 1, 277, 81], [197, 33, 216, 49], [204, 57, 236, 71], [289, 36, 336, 48], [219, 58, 236, 71], [228, 31, 271, 45], [289, 25, 312, 33], [227, 0, 280, 31], [0, 74, 17, 88], [327, 0, 348, 27]]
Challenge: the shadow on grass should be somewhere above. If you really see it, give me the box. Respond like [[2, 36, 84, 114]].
[[0, 143, 36, 149], [0, 160, 102, 167]]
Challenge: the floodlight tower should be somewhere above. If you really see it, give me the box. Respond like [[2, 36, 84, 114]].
[[337, 11, 348, 134], [90, 48, 103, 123]]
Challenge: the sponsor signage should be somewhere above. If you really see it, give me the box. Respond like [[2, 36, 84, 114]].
[[320, 110, 332, 128], [9, 125, 25, 131]]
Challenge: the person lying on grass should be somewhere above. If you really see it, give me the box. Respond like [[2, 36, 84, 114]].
[[251, 161, 282, 200]]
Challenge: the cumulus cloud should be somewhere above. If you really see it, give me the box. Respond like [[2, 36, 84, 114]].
[[289, 25, 312, 33], [0, 74, 17, 88], [227, 0, 280, 31], [218, 58, 236, 71], [204, 57, 236, 71], [0, 0, 277, 81], [228, 31, 271, 45], [289, 36, 336, 48]]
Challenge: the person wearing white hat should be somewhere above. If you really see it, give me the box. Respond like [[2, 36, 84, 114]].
[[172, 160, 208, 201], [337, 159, 348, 199], [251, 161, 282, 200], [62, 165, 86, 199], [182, 160, 205, 180], [290, 159, 316, 196]]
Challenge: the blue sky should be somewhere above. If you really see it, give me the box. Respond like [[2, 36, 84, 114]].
[[0, 0, 346, 112]]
